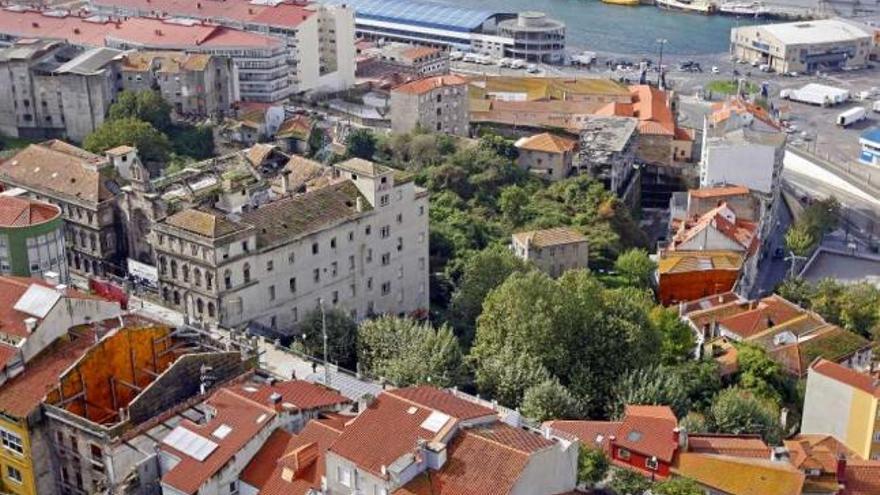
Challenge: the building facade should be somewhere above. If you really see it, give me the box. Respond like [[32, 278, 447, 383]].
[[514, 132, 577, 181], [860, 128, 880, 166], [390, 75, 469, 136], [731, 19, 874, 74], [0, 141, 125, 279], [0, 195, 67, 281], [0, 40, 123, 143], [511, 227, 589, 277], [150, 158, 429, 331], [496, 11, 566, 63]]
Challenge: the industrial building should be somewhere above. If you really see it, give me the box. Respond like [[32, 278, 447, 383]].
[[323, 0, 566, 62], [730, 19, 874, 74]]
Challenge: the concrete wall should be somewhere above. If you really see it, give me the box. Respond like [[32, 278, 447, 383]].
[[512, 239, 589, 277], [391, 84, 468, 136], [516, 149, 571, 181], [511, 441, 578, 495], [801, 368, 878, 459], [21, 296, 122, 363], [701, 142, 777, 194]]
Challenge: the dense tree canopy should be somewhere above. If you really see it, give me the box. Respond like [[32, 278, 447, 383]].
[[708, 387, 783, 444], [298, 307, 358, 370], [346, 128, 377, 159], [109, 90, 173, 132], [84, 118, 171, 164], [577, 447, 610, 487], [520, 378, 582, 422], [615, 248, 657, 289]]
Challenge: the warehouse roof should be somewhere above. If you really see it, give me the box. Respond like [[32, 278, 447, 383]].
[[758, 19, 872, 45], [324, 0, 498, 32]]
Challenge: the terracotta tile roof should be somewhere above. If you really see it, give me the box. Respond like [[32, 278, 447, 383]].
[[687, 434, 771, 459], [240, 181, 368, 248], [515, 133, 577, 154], [0, 140, 115, 204], [0, 196, 60, 227], [673, 452, 805, 495], [710, 98, 781, 131], [630, 85, 675, 136], [784, 434, 857, 473], [393, 74, 468, 95], [163, 208, 246, 238], [0, 11, 282, 51], [0, 344, 18, 372], [718, 295, 805, 339], [770, 326, 871, 377], [810, 359, 880, 397], [512, 227, 587, 248], [657, 250, 744, 274], [689, 185, 750, 198], [0, 330, 95, 418], [672, 203, 758, 254], [275, 115, 312, 140], [230, 379, 349, 413], [545, 420, 621, 452], [241, 420, 343, 495], [91, 0, 315, 29], [674, 126, 694, 141], [160, 387, 277, 495], [614, 405, 678, 462], [0, 276, 107, 339], [844, 461, 880, 495], [679, 292, 743, 314], [329, 387, 495, 477], [400, 46, 440, 60], [104, 145, 136, 156], [335, 157, 393, 178], [394, 422, 545, 495], [467, 422, 555, 454]]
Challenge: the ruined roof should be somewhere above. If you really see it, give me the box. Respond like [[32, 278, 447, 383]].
[[0, 196, 61, 228], [121, 51, 212, 73], [0, 140, 116, 204], [658, 250, 744, 275], [335, 157, 393, 178], [512, 227, 587, 248], [163, 208, 247, 239]]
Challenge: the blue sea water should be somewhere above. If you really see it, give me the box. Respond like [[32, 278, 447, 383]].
[[440, 0, 767, 55]]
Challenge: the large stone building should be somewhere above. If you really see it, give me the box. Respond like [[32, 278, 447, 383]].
[[88, 0, 357, 95], [150, 158, 429, 331], [511, 227, 589, 277], [514, 132, 578, 181], [0, 141, 125, 280], [0, 40, 123, 143], [120, 51, 238, 117], [0, 194, 67, 281], [731, 19, 874, 74], [390, 75, 469, 136]]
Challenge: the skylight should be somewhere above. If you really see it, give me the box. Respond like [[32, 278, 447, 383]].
[[212, 424, 233, 439], [163, 427, 218, 461], [420, 411, 451, 433]]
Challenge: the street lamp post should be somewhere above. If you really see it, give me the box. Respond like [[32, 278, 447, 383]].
[[656, 38, 668, 87], [319, 298, 330, 387]]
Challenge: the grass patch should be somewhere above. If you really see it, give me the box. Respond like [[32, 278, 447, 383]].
[[706, 79, 758, 95]]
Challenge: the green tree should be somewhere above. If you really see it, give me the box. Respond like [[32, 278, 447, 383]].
[[776, 277, 813, 308], [109, 90, 173, 132], [447, 246, 530, 346], [577, 447, 609, 487], [801, 197, 840, 238], [307, 127, 325, 156], [408, 134, 442, 168], [298, 307, 358, 370], [358, 316, 466, 387], [614, 248, 656, 288], [709, 387, 782, 444], [608, 467, 651, 495], [655, 477, 704, 495], [499, 185, 530, 226], [651, 307, 695, 365], [674, 360, 723, 413], [520, 378, 582, 422], [608, 365, 690, 418], [810, 278, 845, 326], [84, 118, 171, 163], [784, 224, 815, 257], [346, 128, 377, 159], [736, 344, 785, 405], [479, 134, 518, 160], [839, 283, 880, 336], [170, 124, 215, 160], [679, 412, 709, 433]]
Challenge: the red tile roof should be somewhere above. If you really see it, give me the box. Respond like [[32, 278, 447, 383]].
[[91, 0, 315, 29], [784, 434, 857, 474], [614, 405, 678, 462], [672, 202, 758, 254], [329, 387, 495, 477], [0, 10, 281, 50], [393, 75, 468, 95], [718, 295, 804, 340], [0, 276, 109, 339], [810, 359, 880, 397], [515, 133, 578, 154], [0, 344, 18, 372], [241, 420, 343, 495], [544, 420, 621, 452], [689, 185, 750, 199], [0, 330, 95, 418], [231, 380, 350, 413], [844, 461, 880, 495], [468, 422, 555, 454], [0, 196, 60, 227], [687, 434, 771, 459], [394, 422, 546, 495], [160, 388, 277, 495]]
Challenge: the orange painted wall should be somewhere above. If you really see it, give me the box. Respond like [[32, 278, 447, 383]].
[[658, 270, 739, 306]]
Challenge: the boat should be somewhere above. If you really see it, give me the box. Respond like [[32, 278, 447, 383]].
[[602, 0, 641, 5], [656, 0, 716, 14], [718, 1, 766, 16]]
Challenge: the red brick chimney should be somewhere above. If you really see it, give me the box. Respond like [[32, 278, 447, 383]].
[[836, 454, 847, 484]]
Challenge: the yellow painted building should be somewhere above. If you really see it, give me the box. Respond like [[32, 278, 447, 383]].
[[801, 359, 880, 460], [0, 333, 95, 495]]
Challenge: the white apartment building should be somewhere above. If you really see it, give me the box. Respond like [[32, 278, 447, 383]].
[[89, 0, 357, 95], [150, 158, 429, 332]]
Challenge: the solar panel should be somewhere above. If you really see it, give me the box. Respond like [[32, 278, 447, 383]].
[[163, 426, 218, 461], [13, 284, 62, 319], [420, 410, 451, 433]]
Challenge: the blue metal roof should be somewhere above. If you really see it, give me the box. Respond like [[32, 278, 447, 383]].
[[862, 127, 880, 144], [325, 0, 497, 33]]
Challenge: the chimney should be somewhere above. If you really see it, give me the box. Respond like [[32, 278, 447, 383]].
[[836, 454, 847, 483], [23, 317, 38, 334], [43, 270, 60, 286], [268, 392, 282, 404], [73, 27, 80, 34], [197, 1, 202, 7]]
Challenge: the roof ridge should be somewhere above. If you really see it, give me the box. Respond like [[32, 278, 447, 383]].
[[465, 426, 535, 457]]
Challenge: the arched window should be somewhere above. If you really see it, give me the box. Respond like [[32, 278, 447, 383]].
[[159, 256, 167, 275], [89, 233, 97, 251], [193, 268, 202, 287], [162, 287, 170, 301], [196, 298, 204, 314], [79, 231, 86, 247], [208, 302, 216, 317], [173, 291, 180, 305], [224, 270, 232, 289], [182, 264, 190, 283], [170, 260, 178, 279], [206, 272, 213, 290], [243, 263, 251, 283]]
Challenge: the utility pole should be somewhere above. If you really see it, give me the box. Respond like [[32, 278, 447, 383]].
[[319, 298, 330, 387], [656, 38, 668, 88]]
